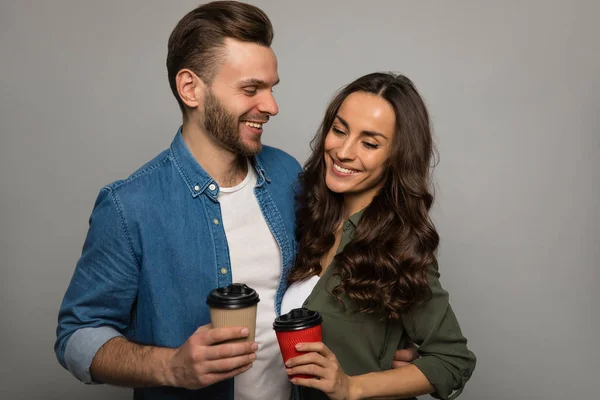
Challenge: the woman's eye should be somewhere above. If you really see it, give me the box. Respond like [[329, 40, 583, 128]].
[[363, 142, 379, 149], [332, 127, 345, 136]]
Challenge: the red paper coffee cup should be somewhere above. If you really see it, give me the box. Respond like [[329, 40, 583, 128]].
[[273, 308, 323, 379]]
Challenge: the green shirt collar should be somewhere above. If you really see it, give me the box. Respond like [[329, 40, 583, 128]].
[[347, 208, 366, 228]]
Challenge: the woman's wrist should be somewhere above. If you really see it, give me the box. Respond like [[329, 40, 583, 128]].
[[348, 375, 364, 400]]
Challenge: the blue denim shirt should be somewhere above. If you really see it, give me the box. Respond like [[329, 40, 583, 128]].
[[55, 128, 301, 399]]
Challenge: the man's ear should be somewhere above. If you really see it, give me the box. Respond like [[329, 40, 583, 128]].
[[176, 69, 206, 110]]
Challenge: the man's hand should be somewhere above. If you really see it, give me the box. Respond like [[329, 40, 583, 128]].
[[167, 324, 258, 389], [392, 347, 420, 368]]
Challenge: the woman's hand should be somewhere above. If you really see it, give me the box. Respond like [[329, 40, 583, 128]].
[[285, 342, 360, 400], [392, 346, 420, 368]]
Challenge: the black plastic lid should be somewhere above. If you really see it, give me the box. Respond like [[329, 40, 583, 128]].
[[273, 308, 322, 331], [206, 283, 260, 309]]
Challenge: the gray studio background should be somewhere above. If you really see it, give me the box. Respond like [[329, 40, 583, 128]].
[[1, 1, 598, 399]]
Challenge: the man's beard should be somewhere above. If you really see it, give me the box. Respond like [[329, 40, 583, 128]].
[[203, 89, 262, 156]]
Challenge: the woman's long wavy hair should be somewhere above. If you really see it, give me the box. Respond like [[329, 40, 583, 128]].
[[289, 72, 439, 319]]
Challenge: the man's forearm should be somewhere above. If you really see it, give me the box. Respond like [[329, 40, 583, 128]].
[[90, 336, 176, 388]]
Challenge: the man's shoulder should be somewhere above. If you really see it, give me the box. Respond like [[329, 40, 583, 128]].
[[102, 149, 173, 195], [257, 145, 302, 179]]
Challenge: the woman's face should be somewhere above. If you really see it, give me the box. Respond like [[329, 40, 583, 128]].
[[324, 91, 396, 211]]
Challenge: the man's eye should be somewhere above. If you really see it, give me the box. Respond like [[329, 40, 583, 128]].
[[243, 87, 257, 95]]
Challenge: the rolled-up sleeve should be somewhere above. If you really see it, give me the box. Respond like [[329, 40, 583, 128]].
[[402, 263, 476, 400], [55, 186, 139, 383]]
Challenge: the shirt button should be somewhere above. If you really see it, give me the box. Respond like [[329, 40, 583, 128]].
[[209, 183, 216, 191], [194, 185, 200, 191], [213, 218, 219, 225], [220, 267, 228, 275]]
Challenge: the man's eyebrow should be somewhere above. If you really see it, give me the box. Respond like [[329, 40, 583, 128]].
[[334, 115, 388, 141], [239, 78, 280, 87]]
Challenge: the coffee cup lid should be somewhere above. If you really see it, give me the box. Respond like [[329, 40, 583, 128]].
[[273, 308, 322, 331], [207, 283, 260, 309]]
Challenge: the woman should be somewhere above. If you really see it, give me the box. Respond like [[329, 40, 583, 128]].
[[280, 72, 476, 400]]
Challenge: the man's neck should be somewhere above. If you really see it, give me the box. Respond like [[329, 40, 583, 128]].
[[181, 121, 248, 188]]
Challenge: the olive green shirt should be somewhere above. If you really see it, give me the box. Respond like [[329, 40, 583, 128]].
[[299, 210, 476, 400]]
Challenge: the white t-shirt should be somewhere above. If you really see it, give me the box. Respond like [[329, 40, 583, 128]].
[[280, 275, 320, 316], [218, 162, 291, 400]]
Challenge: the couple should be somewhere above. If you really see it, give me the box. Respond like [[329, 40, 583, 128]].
[[55, 2, 475, 400]]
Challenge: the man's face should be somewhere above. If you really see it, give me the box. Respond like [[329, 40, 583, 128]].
[[202, 38, 279, 156]]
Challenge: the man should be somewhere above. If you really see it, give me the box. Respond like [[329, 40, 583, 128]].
[[55, 2, 417, 399]]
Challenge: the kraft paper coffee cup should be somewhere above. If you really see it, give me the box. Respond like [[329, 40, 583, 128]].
[[273, 308, 323, 379], [207, 283, 260, 343]]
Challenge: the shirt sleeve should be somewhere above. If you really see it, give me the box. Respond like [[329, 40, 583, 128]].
[[54, 186, 140, 383], [402, 262, 476, 400]]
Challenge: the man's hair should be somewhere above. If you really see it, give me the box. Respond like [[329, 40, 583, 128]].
[[166, 1, 273, 112]]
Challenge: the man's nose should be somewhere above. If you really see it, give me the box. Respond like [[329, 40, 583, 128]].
[[258, 91, 279, 116]]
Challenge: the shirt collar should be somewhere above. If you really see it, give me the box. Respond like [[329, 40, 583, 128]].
[[347, 208, 366, 228], [169, 126, 269, 198], [250, 154, 270, 187]]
